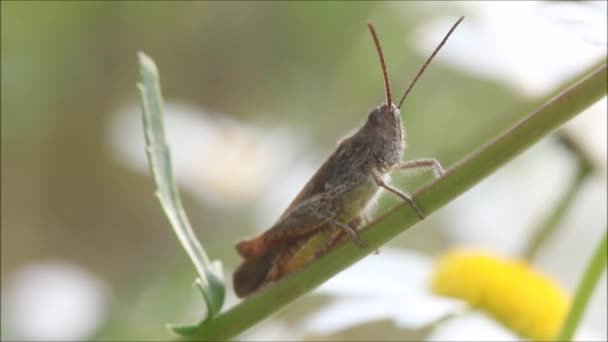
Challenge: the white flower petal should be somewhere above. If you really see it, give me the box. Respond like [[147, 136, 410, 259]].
[[393, 295, 467, 329], [574, 325, 608, 342], [535, 1, 607, 45], [304, 249, 467, 333], [315, 248, 433, 298], [303, 289, 466, 334], [300, 299, 393, 334], [425, 310, 521, 342]]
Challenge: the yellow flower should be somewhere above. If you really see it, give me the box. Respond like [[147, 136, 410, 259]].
[[431, 250, 570, 341]]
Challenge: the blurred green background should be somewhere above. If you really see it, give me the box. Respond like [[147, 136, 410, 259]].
[[1, 1, 606, 341]]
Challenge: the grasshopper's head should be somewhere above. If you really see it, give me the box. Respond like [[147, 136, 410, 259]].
[[363, 103, 405, 169], [367, 103, 402, 133], [364, 24, 404, 169], [363, 17, 463, 170]]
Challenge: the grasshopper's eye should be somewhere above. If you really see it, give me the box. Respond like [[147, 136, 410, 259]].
[[370, 104, 391, 122], [368, 108, 382, 126]]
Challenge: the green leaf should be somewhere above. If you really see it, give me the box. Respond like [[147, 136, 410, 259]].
[[137, 52, 225, 334]]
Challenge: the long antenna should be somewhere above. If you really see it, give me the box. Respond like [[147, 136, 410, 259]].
[[398, 16, 464, 109], [367, 22, 392, 107]]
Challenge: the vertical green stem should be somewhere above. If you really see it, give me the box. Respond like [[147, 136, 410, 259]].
[[556, 231, 607, 341]]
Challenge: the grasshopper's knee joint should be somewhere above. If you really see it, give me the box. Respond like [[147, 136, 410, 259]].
[[343, 224, 367, 249], [434, 161, 445, 177], [327, 218, 367, 249], [409, 198, 425, 220], [353, 234, 368, 249], [436, 166, 445, 177]]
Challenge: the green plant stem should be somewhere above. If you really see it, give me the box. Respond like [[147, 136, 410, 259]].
[[556, 230, 607, 341], [523, 164, 589, 261], [524, 130, 598, 261], [180, 62, 607, 341]]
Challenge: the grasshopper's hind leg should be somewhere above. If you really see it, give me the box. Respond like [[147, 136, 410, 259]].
[[318, 215, 367, 248], [315, 214, 369, 258]]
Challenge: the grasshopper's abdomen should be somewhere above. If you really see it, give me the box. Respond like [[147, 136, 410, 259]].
[[233, 222, 350, 298]]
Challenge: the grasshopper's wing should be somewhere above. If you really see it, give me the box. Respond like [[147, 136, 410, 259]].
[[236, 193, 331, 258], [257, 179, 367, 256], [280, 135, 356, 218], [235, 136, 357, 259]]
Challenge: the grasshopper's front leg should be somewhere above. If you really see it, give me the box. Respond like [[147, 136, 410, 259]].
[[372, 170, 425, 219], [395, 158, 445, 177], [315, 214, 369, 257], [372, 158, 445, 219]]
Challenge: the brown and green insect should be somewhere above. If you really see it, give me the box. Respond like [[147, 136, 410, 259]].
[[234, 17, 464, 298]]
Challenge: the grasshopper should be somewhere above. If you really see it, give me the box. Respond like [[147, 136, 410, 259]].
[[234, 17, 464, 298]]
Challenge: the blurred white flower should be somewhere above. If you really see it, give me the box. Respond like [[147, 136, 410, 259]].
[[1, 261, 108, 341], [300, 248, 606, 341], [301, 248, 466, 335], [437, 101, 607, 335], [425, 310, 519, 342], [409, 2, 607, 330], [535, 1, 607, 46], [411, 1, 606, 96], [107, 102, 319, 228], [427, 310, 606, 342]]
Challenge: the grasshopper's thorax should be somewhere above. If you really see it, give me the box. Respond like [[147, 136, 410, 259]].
[[362, 103, 405, 173]]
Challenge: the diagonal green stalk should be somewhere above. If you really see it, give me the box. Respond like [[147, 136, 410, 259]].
[[556, 230, 607, 341], [137, 52, 225, 328], [523, 132, 595, 261], [182, 62, 607, 341]]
